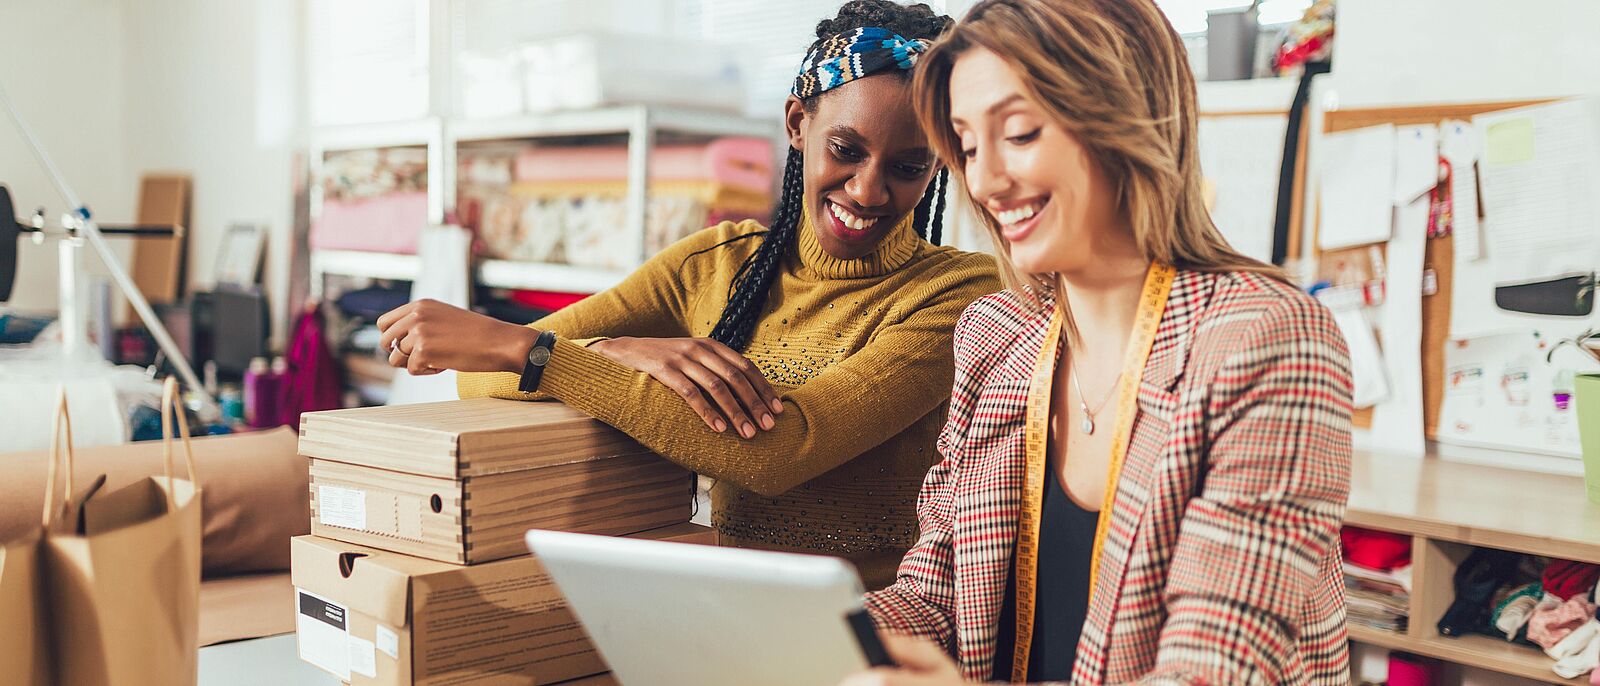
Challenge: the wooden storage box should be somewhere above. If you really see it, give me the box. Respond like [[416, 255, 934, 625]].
[[300, 398, 692, 564], [292, 522, 715, 686]]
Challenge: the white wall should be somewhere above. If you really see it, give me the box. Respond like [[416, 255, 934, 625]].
[[120, 0, 306, 347], [0, 0, 305, 349], [1333, 0, 1600, 108], [0, 0, 133, 314]]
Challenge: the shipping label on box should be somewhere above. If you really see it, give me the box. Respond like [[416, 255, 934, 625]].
[[291, 524, 713, 685], [292, 536, 605, 686]]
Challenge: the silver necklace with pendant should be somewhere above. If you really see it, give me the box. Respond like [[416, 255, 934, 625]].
[[1068, 355, 1122, 435]]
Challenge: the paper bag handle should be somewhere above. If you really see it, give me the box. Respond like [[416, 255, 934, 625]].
[[41, 387, 76, 527], [160, 377, 199, 511]]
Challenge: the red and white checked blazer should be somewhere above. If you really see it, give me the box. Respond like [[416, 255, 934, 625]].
[[865, 269, 1353, 685]]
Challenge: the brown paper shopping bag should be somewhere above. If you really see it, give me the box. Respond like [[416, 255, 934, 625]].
[[41, 377, 204, 686], [0, 391, 71, 686]]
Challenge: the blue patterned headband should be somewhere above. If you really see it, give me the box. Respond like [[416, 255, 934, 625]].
[[791, 27, 929, 99]]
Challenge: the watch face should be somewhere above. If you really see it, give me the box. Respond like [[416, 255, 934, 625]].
[[529, 347, 552, 366]]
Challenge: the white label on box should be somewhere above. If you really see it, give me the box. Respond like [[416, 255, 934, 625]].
[[349, 635, 377, 678], [376, 624, 399, 659], [296, 588, 351, 681], [318, 485, 367, 530]]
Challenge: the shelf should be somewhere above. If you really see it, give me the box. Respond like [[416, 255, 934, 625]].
[[649, 106, 781, 138], [477, 259, 626, 293], [309, 250, 626, 294], [310, 250, 419, 281], [312, 118, 443, 152], [1348, 625, 1585, 685], [1345, 451, 1600, 561], [450, 105, 777, 142]]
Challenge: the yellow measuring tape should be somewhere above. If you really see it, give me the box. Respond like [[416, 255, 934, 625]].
[[1011, 262, 1175, 682]]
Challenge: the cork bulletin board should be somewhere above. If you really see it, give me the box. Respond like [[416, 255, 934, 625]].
[[1317, 100, 1551, 436]]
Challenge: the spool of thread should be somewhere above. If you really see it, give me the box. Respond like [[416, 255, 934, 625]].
[[244, 356, 286, 428], [244, 357, 268, 427], [1387, 652, 1439, 686], [219, 384, 244, 426]]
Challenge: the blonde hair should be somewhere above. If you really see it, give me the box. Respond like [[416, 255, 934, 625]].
[[913, 0, 1284, 326]]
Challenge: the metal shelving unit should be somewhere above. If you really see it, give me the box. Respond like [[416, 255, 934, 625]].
[[307, 251, 628, 297], [476, 260, 627, 294], [308, 105, 778, 300]]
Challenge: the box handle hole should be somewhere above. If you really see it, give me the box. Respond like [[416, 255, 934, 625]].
[[338, 552, 367, 578], [430, 494, 443, 513]]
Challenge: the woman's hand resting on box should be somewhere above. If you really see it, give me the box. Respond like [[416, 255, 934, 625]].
[[375, 300, 783, 438], [377, 299, 538, 375]]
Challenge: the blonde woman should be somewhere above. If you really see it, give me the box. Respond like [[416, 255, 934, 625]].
[[844, 0, 1353, 683]]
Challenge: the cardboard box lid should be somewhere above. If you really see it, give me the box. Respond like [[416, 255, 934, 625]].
[[298, 399, 649, 479], [292, 536, 421, 627], [290, 525, 710, 627]]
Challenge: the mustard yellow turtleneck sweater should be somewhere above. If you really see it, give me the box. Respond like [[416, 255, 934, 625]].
[[457, 212, 1000, 588]]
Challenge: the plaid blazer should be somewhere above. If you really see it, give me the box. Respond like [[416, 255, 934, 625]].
[[865, 269, 1353, 685]]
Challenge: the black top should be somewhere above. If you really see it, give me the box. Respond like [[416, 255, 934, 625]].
[[991, 466, 1100, 682]]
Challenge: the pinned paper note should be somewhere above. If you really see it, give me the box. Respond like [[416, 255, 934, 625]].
[[1393, 125, 1439, 204], [1474, 99, 1600, 285], [1485, 117, 1535, 165], [1440, 120, 1481, 262], [1438, 331, 1600, 457], [1368, 196, 1429, 457], [1319, 124, 1397, 250], [1330, 306, 1391, 408]]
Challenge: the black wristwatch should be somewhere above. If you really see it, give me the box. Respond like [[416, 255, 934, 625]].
[[518, 330, 558, 393]]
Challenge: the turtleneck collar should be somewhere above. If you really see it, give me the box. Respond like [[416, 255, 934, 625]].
[[793, 199, 923, 279]]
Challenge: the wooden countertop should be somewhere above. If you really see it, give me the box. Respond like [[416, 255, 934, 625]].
[[1346, 450, 1600, 563]]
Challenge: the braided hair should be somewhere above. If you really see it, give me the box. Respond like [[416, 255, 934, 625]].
[[707, 1, 953, 352]]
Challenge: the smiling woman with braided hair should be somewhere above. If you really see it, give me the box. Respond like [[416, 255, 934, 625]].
[[375, 0, 1000, 588]]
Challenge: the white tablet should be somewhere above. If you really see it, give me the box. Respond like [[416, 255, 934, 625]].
[[525, 529, 890, 686]]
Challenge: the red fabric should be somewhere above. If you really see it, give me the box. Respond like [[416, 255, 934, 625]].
[[1386, 652, 1439, 686], [1341, 526, 1413, 571], [1544, 559, 1600, 601], [277, 305, 344, 426], [864, 270, 1354, 685], [509, 290, 590, 312]]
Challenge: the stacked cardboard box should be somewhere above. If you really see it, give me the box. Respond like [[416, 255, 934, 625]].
[[293, 398, 701, 685]]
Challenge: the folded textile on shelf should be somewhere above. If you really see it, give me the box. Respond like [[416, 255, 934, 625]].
[[1492, 582, 1547, 639], [1530, 595, 1599, 650]]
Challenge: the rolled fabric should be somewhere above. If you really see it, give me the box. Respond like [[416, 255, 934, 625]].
[[0, 427, 306, 577]]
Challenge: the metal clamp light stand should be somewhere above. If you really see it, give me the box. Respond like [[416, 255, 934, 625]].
[[1, 79, 215, 410]]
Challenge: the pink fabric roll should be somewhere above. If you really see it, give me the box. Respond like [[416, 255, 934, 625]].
[[513, 138, 773, 193], [309, 191, 430, 254]]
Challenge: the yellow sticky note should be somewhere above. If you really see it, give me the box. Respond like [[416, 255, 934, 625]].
[[1486, 117, 1535, 165]]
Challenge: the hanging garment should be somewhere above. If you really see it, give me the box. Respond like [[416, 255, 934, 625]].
[[278, 304, 343, 426]]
